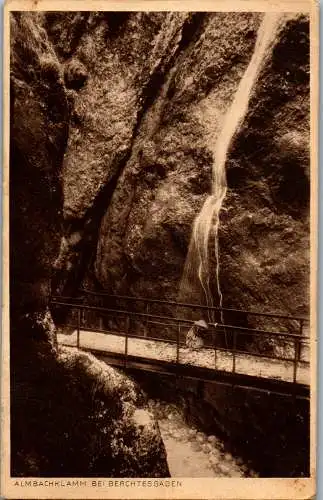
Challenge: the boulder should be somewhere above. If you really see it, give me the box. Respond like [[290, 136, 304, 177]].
[[12, 347, 169, 477]]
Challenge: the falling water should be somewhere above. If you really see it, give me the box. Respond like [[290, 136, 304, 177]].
[[180, 13, 281, 321]]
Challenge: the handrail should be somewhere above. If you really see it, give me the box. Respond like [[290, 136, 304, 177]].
[[53, 298, 310, 391], [71, 289, 308, 322], [50, 299, 310, 340], [59, 321, 310, 358], [52, 291, 310, 322]]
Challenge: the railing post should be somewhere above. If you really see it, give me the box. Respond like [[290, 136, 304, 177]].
[[214, 326, 217, 368], [51, 299, 58, 350], [77, 308, 81, 348], [297, 319, 303, 361], [54, 318, 58, 350], [232, 329, 236, 374], [124, 316, 129, 369], [293, 336, 298, 384], [145, 303, 149, 338], [176, 324, 180, 364]]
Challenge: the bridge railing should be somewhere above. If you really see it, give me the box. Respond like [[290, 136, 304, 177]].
[[77, 288, 309, 345], [50, 297, 310, 384], [51, 288, 309, 348], [77, 287, 308, 319]]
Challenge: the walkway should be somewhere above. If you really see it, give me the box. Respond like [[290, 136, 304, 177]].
[[52, 290, 310, 399]]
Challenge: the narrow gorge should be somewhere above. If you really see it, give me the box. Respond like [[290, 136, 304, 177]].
[[9, 10, 311, 479]]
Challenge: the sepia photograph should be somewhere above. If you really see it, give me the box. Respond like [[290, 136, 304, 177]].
[[1, 0, 318, 498]]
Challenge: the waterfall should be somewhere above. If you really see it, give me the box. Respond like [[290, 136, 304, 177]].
[[180, 13, 281, 321]]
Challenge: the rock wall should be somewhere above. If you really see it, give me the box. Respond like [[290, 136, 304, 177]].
[[10, 12, 169, 477], [9, 9, 310, 477], [221, 14, 310, 319], [47, 12, 310, 323], [10, 12, 68, 336]]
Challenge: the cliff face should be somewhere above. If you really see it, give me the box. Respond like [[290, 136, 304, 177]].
[[10, 12, 169, 477], [10, 12, 68, 335], [48, 12, 310, 320], [10, 9, 311, 478], [221, 14, 310, 319]]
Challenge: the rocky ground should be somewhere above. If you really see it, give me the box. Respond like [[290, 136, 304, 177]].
[[148, 399, 258, 477]]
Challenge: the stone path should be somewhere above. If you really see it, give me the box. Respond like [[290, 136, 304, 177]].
[[148, 400, 258, 478]]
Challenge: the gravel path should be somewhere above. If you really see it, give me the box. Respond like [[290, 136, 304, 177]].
[[148, 400, 257, 478]]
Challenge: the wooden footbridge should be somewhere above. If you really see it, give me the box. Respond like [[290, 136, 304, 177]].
[[50, 289, 310, 400]]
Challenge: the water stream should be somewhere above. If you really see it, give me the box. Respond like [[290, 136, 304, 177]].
[[180, 13, 281, 320]]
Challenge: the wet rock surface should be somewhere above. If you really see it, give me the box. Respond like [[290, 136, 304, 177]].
[[45, 13, 310, 326], [220, 14, 310, 325]]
